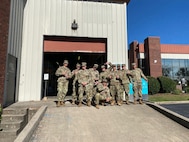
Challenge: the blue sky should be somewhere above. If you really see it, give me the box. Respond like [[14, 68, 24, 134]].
[[127, 0, 189, 45]]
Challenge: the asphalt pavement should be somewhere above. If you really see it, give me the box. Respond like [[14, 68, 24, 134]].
[[161, 103, 189, 118]]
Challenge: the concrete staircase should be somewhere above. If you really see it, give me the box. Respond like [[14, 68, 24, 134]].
[[0, 108, 28, 142]]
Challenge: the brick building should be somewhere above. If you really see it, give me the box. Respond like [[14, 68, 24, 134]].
[[129, 37, 189, 80]]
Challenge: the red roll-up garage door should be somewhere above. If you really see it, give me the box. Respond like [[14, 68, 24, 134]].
[[44, 41, 106, 53]]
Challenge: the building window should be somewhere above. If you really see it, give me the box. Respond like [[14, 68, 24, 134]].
[[162, 59, 189, 81]]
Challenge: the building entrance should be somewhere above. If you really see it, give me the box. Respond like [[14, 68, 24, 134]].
[[42, 36, 107, 97]]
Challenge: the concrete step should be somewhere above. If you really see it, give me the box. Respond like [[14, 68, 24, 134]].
[[0, 120, 26, 130], [0, 135, 16, 142], [0, 128, 21, 137], [2, 108, 28, 115], [1, 113, 27, 122]]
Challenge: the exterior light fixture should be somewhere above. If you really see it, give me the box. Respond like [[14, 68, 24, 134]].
[[71, 19, 78, 30]]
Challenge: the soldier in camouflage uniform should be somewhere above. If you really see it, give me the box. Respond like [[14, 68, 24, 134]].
[[71, 63, 81, 105], [109, 64, 122, 106], [116, 64, 124, 105], [94, 79, 112, 109], [55, 60, 71, 107], [77, 62, 93, 107], [99, 65, 107, 82], [120, 64, 131, 104], [89, 64, 100, 97], [131, 63, 148, 104]]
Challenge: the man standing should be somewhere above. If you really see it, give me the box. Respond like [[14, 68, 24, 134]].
[[120, 64, 131, 104], [77, 62, 92, 107], [99, 62, 112, 83], [89, 64, 100, 97], [94, 79, 112, 109], [109, 64, 122, 106], [55, 60, 71, 107], [99, 65, 108, 82], [116, 64, 124, 105], [131, 63, 148, 104], [71, 63, 81, 105]]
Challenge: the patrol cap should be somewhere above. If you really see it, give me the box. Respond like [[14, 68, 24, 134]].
[[112, 64, 116, 67], [101, 65, 105, 69], [76, 63, 81, 67], [117, 64, 120, 67], [132, 63, 136, 66], [122, 64, 126, 67], [81, 62, 87, 66], [63, 60, 69, 64], [102, 79, 108, 83], [93, 64, 98, 68]]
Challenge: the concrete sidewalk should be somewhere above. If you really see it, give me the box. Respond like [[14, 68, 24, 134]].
[[27, 99, 189, 142]]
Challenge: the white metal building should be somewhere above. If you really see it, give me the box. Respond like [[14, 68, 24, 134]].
[[10, 0, 130, 101]]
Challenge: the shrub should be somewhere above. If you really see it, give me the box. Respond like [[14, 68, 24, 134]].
[[157, 76, 176, 93], [147, 76, 160, 95], [184, 86, 189, 93], [172, 89, 182, 95]]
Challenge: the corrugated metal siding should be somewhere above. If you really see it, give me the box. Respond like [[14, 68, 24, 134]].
[[7, 0, 26, 101], [19, 0, 128, 101]]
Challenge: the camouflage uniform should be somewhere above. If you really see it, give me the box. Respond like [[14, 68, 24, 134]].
[[94, 80, 112, 109], [71, 63, 80, 104], [131, 63, 148, 104], [99, 65, 108, 82], [89, 64, 100, 97], [117, 64, 124, 104], [77, 62, 93, 106], [109, 64, 122, 105], [120, 64, 131, 104], [55, 60, 71, 106]]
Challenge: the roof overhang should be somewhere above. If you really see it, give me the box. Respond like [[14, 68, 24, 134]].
[[81, 0, 130, 4]]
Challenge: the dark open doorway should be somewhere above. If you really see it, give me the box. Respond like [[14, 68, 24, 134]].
[[42, 52, 106, 97]]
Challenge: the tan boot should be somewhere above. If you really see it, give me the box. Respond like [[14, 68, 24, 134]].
[[120, 100, 123, 105], [117, 101, 122, 106], [133, 100, 137, 105], [111, 100, 115, 106], [126, 100, 130, 105], [78, 102, 82, 107], [72, 100, 75, 105], [60, 101, 64, 106], [95, 105, 100, 109], [57, 101, 61, 107], [87, 101, 91, 107], [139, 99, 143, 104]]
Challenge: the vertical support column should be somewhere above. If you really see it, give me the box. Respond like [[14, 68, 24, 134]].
[[129, 41, 138, 69], [0, 0, 11, 105], [144, 37, 162, 77]]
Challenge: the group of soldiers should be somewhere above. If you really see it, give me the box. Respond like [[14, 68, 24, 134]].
[[55, 60, 148, 109]]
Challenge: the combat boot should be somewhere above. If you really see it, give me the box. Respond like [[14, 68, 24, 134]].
[[72, 100, 75, 105], [111, 100, 115, 106], [117, 101, 122, 106], [60, 101, 65, 106], [139, 99, 143, 104], [78, 102, 82, 107], [87, 101, 91, 107], [120, 100, 123, 105], [95, 105, 100, 109], [133, 100, 137, 105], [57, 101, 61, 107], [126, 100, 130, 105]]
